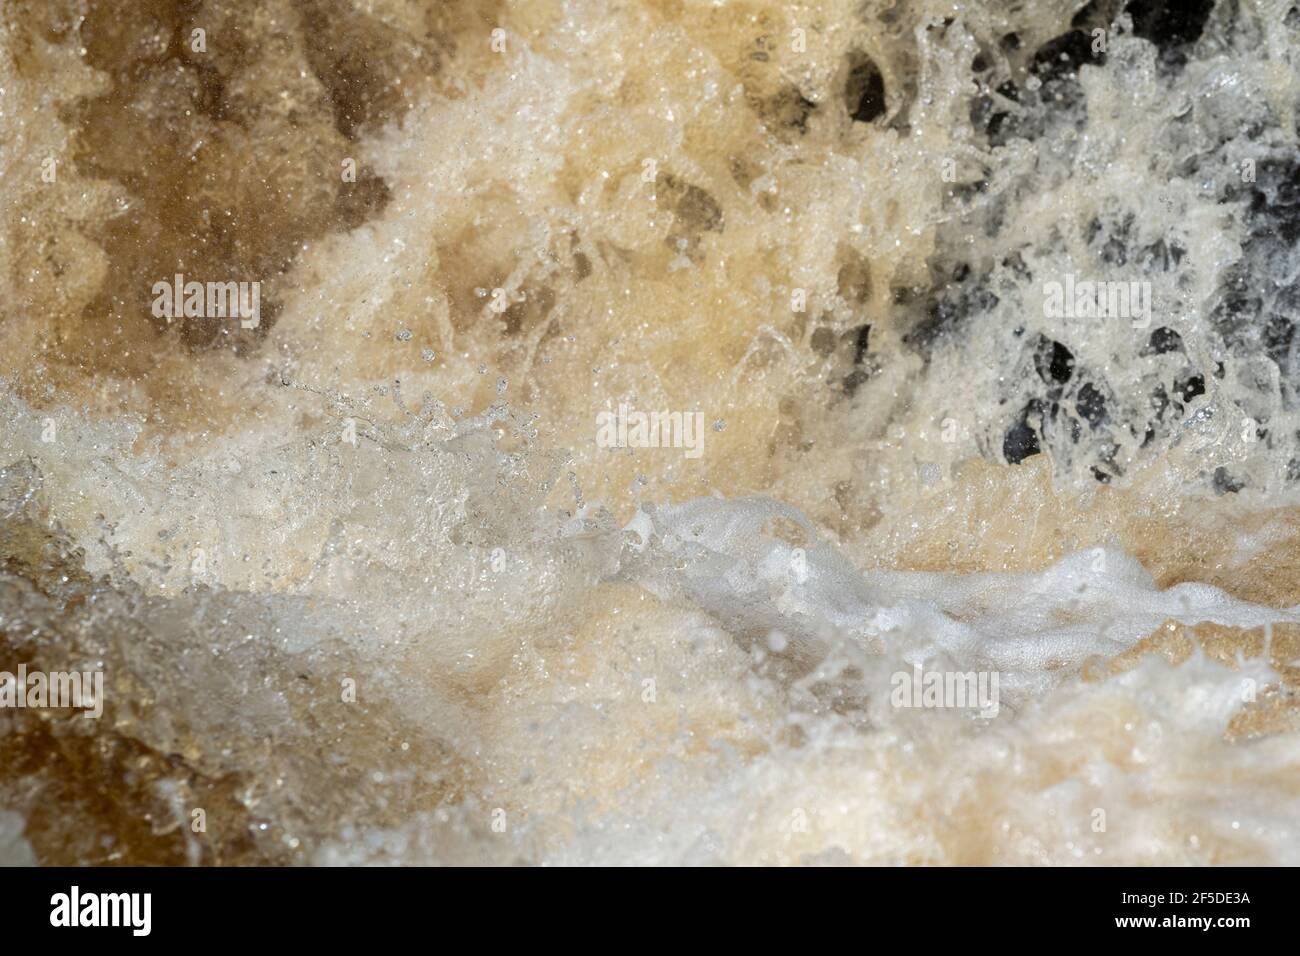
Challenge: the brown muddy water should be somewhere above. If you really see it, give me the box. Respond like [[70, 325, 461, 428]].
[[2, 0, 1300, 865]]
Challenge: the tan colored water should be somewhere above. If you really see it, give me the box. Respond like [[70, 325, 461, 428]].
[[2, 0, 1299, 864]]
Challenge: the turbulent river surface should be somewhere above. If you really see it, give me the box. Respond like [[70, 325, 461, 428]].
[[2, 0, 1300, 865]]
